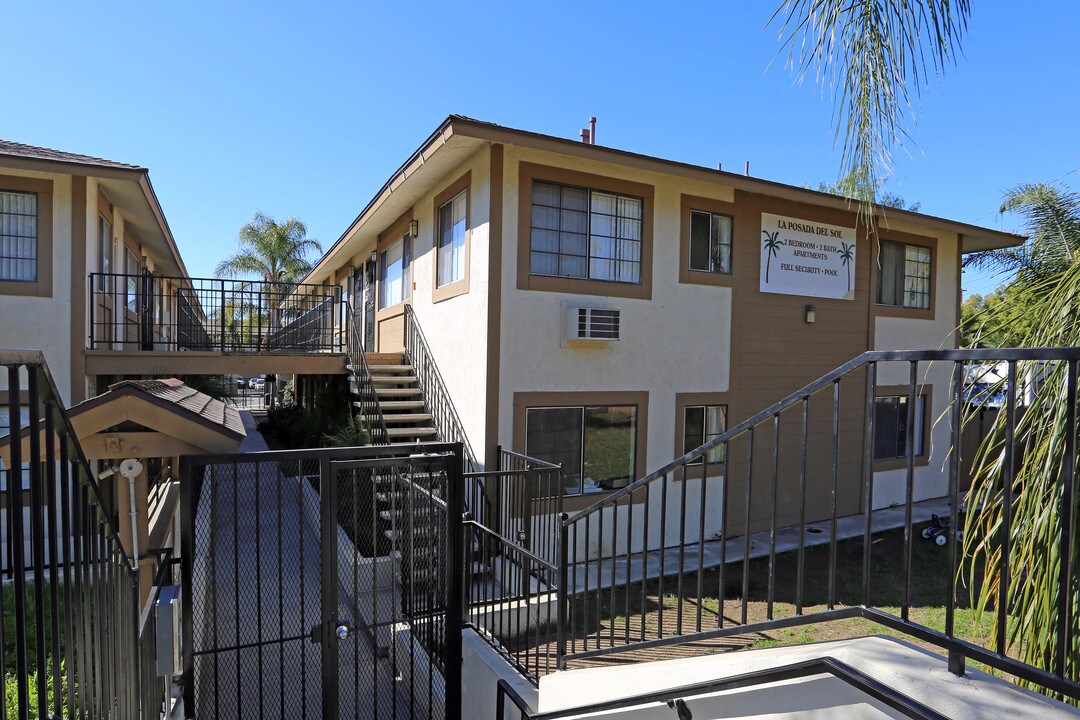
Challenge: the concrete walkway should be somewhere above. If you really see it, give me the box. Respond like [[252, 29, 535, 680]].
[[569, 497, 954, 593], [188, 427, 426, 719]]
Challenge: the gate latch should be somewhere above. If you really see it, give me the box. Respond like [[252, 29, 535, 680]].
[[310, 623, 351, 645]]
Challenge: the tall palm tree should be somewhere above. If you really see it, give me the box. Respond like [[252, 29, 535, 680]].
[[770, 0, 970, 224], [956, 184, 1080, 694], [215, 213, 322, 339]]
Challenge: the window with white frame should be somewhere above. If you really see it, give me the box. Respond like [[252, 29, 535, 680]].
[[379, 237, 410, 309], [437, 189, 467, 287], [877, 240, 931, 309], [688, 210, 732, 274], [682, 404, 727, 464], [0, 190, 38, 282], [525, 405, 637, 495], [530, 181, 643, 284], [873, 394, 926, 461]]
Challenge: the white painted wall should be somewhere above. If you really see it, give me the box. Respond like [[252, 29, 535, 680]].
[[0, 170, 75, 404], [497, 145, 734, 483], [402, 147, 493, 462], [462, 629, 539, 720]]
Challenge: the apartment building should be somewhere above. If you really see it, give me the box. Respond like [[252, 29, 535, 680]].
[[304, 116, 1023, 536]]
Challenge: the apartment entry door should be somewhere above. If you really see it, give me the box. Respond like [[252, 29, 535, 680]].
[[353, 261, 377, 351]]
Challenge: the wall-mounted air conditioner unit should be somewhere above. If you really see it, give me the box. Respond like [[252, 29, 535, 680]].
[[564, 306, 621, 342]]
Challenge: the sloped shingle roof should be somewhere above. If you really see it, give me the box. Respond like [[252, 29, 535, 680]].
[[0, 139, 143, 171], [104, 378, 246, 438]]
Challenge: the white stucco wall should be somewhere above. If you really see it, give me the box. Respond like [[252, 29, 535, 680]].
[[403, 147, 493, 461], [0, 169, 75, 404], [496, 144, 734, 485]]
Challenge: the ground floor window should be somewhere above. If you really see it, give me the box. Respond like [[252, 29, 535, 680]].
[[525, 404, 638, 495], [683, 404, 727, 463], [873, 394, 926, 461]]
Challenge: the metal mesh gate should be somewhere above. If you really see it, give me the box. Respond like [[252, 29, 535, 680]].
[[180, 445, 464, 720]]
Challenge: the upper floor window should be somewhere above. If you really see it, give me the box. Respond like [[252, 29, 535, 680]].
[[437, 189, 467, 288], [877, 240, 931, 309], [379, 237, 410, 309], [0, 190, 37, 282], [688, 210, 732, 274], [529, 181, 642, 284]]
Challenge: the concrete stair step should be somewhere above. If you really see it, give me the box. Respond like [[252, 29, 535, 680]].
[[376, 387, 423, 397], [377, 413, 433, 424], [378, 400, 427, 411], [371, 375, 418, 385], [386, 426, 438, 438]]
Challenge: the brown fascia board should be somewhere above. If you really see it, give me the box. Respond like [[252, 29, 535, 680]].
[[448, 116, 1027, 253], [303, 117, 457, 283]]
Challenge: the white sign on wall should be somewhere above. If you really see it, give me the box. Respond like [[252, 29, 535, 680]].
[[759, 213, 857, 300]]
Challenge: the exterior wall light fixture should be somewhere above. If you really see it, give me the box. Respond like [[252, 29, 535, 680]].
[[409, 220, 419, 238], [805, 304, 816, 323], [370, 250, 378, 265]]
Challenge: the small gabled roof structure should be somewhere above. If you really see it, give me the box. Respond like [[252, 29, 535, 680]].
[[0, 378, 245, 464]]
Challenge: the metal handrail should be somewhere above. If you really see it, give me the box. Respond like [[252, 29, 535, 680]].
[[345, 300, 390, 444], [88, 271, 345, 353], [1, 348, 144, 719], [548, 346, 1080, 702], [494, 657, 948, 720]]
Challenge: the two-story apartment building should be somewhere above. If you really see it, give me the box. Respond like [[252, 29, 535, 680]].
[[303, 116, 1024, 537]]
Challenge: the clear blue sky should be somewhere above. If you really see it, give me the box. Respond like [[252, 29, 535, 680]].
[[3, 2, 1077, 297]]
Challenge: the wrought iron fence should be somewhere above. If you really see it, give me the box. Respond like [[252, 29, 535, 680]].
[[545, 348, 1080, 703], [88, 272, 344, 353], [0, 349, 146, 718], [465, 521, 561, 684], [492, 448, 563, 567]]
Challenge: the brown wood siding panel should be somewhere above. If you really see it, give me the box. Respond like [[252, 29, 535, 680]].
[[726, 190, 871, 535]]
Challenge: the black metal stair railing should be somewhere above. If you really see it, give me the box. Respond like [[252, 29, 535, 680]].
[[541, 347, 1080, 704], [345, 301, 390, 444], [0, 349, 159, 719]]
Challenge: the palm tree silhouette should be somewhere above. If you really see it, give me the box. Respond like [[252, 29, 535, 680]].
[[839, 242, 855, 292], [761, 230, 784, 283]]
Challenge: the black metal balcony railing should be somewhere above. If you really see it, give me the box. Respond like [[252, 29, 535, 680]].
[[88, 272, 345, 353], [0, 349, 160, 719]]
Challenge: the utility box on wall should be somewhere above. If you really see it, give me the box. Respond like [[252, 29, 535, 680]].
[[155, 585, 182, 677]]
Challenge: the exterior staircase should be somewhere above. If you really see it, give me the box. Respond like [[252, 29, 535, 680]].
[[350, 352, 438, 442]]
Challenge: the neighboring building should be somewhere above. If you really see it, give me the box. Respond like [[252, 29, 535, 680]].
[[303, 115, 1024, 535], [0, 140, 189, 407]]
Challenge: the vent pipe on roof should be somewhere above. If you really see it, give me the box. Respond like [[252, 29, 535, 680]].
[[589, 117, 596, 145], [745, 161, 750, 176], [580, 128, 591, 143], [717, 163, 722, 171]]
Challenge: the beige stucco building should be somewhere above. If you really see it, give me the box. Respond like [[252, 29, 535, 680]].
[[304, 115, 1023, 535]]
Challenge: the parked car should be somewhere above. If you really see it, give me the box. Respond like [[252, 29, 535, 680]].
[[249, 377, 265, 390], [236, 375, 246, 389]]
